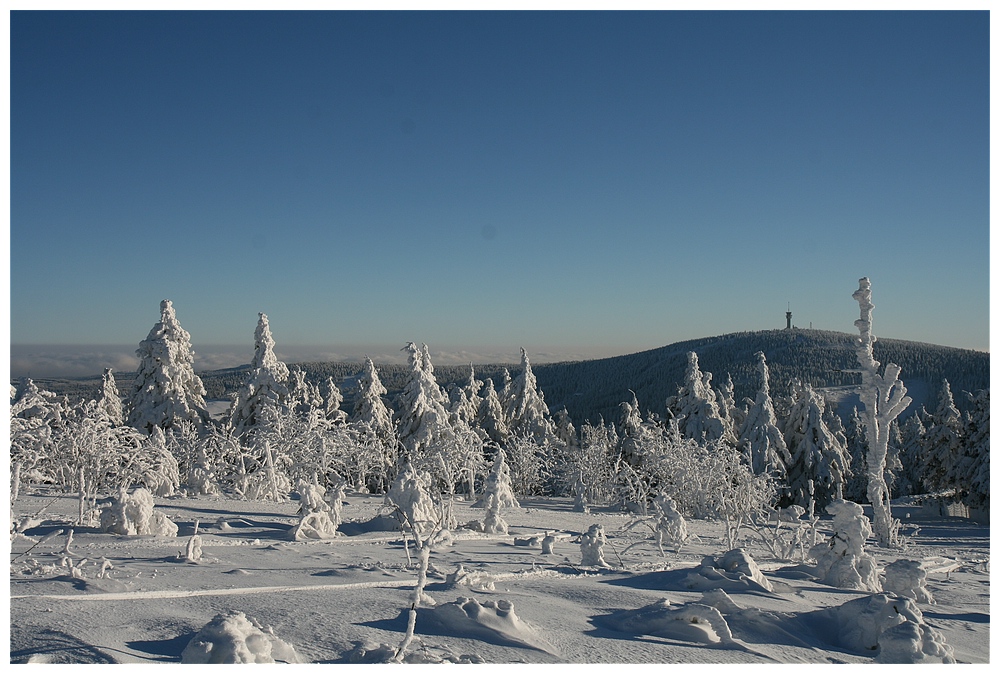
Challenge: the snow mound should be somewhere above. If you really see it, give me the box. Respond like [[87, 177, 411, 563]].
[[882, 558, 934, 604], [684, 548, 773, 592], [422, 596, 557, 655], [829, 594, 954, 663], [99, 487, 178, 537], [344, 639, 484, 663], [600, 597, 735, 645], [181, 611, 299, 663]]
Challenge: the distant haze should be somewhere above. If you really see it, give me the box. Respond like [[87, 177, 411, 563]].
[[8, 343, 635, 380]]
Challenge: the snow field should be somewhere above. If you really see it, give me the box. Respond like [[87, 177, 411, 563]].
[[9, 489, 990, 664]]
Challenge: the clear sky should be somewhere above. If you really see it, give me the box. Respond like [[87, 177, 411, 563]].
[[8, 9, 991, 378]]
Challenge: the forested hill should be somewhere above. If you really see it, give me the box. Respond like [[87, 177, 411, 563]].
[[200, 329, 987, 426], [524, 329, 988, 425], [29, 329, 988, 428]]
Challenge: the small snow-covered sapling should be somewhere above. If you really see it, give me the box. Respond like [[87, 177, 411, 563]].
[[580, 523, 611, 568]]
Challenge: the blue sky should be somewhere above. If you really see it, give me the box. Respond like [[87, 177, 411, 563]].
[[8, 10, 990, 377]]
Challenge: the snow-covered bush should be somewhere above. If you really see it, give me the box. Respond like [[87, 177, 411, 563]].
[[474, 448, 519, 509], [830, 594, 954, 663], [99, 487, 178, 537], [385, 462, 440, 539], [882, 558, 934, 604], [810, 499, 880, 592], [601, 597, 734, 646], [685, 548, 773, 593], [289, 478, 344, 541], [651, 494, 689, 552], [579, 523, 611, 568], [181, 611, 299, 663]]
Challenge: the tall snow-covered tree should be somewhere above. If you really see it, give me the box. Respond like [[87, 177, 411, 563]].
[[448, 364, 482, 428], [716, 373, 743, 444], [476, 377, 510, 446], [852, 276, 911, 547], [128, 299, 210, 434], [350, 356, 395, 442], [98, 368, 125, 427], [322, 376, 348, 425], [782, 381, 850, 510], [503, 348, 555, 442], [842, 407, 869, 503], [895, 413, 927, 497], [228, 313, 291, 437], [737, 352, 791, 478], [956, 389, 989, 511], [667, 352, 728, 445], [921, 380, 963, 493], [395, 343, 452, 460]]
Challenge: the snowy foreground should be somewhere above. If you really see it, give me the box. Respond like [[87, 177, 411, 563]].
[[9, 490, 990, 664]]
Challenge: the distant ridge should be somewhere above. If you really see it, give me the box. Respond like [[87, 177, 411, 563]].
[[25, 329, 989, 428]]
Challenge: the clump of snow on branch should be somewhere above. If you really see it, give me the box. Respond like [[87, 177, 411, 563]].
[[810, 499, 881, 592], [180, 611, 299, 663], [99, 487, 178, 537]]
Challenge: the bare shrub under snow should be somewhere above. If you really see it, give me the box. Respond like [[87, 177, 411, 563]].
[[829, 594, 954, 663], [180, 611, 299, 663], [810, 499, 881, 592], [99, 487, 178, 537]]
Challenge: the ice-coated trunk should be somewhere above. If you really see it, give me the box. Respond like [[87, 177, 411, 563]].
[[853, 278, 910, 548], [11, 461, 22, 506]]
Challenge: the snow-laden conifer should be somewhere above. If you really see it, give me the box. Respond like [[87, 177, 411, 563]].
[[322, 376, 348, 425], [228, 313, 290, 437], [98, 368, 125, 427], [351, 357, 395, 440], [667, 352, 727, 445], [955, 389, 989, 511], [475, 378, 510, 446], [736, 352, 791, 477], [503, 348, 555, 442], [920, 380, 963, 493], [782, 381, 849, 510], [395, 343, 453, 460], [852, 277, 910, 547], [127, 300, 210, 434]]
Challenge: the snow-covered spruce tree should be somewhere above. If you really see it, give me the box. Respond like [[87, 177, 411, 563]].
[[895, 413, 927, 497], [737, 352, 791, 478], [842, 407, 869, 503], [228, 313, 290, 438], [920, 380, 963, 494], [98, 368, 125, 427], [322, 376, 348, 425], [475, 377, 510, 446], [128, 299, 210, 434], [503, 348, 556, 443], [955, 389, 989, 512], [852, 277, 911, 547], [716, 373, 744, 445], [553, 407, 578, 450], [666, 351, 728, 445], [448, 364, 482, 428], [782, 381, 850, 511], [395, 343, 453, 461], [286, 368, 323, 420], [351, 357, 395, 441]]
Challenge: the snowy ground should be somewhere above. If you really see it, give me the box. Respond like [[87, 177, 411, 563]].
[[8, 489, 990, 664]]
